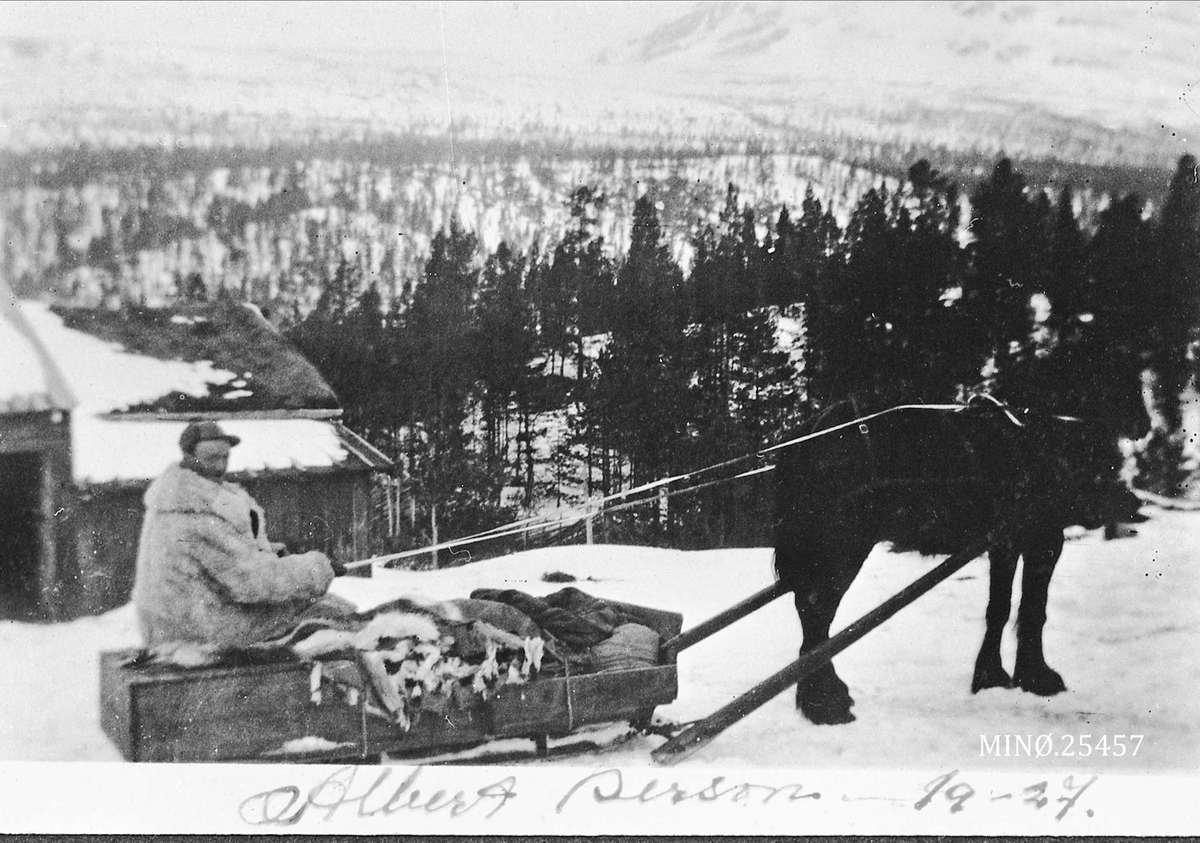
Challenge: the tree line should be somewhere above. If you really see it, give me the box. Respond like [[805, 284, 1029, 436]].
[[287, 155, 1200, 560]]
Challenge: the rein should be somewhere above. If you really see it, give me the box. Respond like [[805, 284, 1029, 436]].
[[347, 397, 1095, 572], [760, 395, 1089, 459]]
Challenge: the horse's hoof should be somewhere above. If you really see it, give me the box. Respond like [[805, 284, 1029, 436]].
[[1014, 667, 1066, 696], [799, 692, 857, 725], [797, 680, 855, 711], [801, 702, 857, 725], [971, 664, 1014, 693], [819, 683, 855, 709], [795, 684, 849, 706]]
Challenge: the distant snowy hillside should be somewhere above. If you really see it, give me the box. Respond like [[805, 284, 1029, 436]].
[[600, 1, 1198, 165], [2, 1, 1195, 166]]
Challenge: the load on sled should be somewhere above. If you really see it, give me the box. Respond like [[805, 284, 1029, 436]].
[[101, 586, 683, 763]]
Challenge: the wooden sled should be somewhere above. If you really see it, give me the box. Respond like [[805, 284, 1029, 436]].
[[99, 598, 682, 764], [100, 539, 988, 765]]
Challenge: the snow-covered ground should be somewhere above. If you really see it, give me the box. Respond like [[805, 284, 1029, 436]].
[[2, 505, 1196, 775]]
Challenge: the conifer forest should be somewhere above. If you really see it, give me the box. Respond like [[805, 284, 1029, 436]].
[[4, 137, 1198, 561]]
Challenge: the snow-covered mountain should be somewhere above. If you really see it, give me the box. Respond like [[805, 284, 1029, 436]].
[[599, 0, 1199, 166], [1, 1, 1195, 166]]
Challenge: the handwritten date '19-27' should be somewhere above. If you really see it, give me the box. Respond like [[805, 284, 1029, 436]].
[[238, 766, 1099, 827]]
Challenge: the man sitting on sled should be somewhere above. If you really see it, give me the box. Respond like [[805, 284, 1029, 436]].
[[132, 421, 355, 662]]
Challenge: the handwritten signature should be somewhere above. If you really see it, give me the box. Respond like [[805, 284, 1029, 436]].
[[239, 765, 517, 826], [239, 766, 1099, 826], [555, 768, 821, 813]]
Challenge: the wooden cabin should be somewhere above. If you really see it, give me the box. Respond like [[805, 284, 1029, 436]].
[[0, 290, 391, 621]]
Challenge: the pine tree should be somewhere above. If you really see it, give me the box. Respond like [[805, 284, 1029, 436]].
[[1070, 193, 1164, 491], [1011, 185, 1127, 422], [684, 219, 742, 460], [1151, 154, 1200, 431], [730, 303, 800, 445], [1125, 155, 1200, 495], [400, 219, 501, 551], [802, 185, 891, 411], [534, 186, 613, 380], [594, 195, 689, 494], [788, 186, 840, 412], [687, 187, 753, 456], [1086, 192, 1154, 410], [715, 186, 760, 317], [895, 160, 967, 402], [763, 205, 797, 308], [287, 258, 362, 408], [343, 282, 386, 436], [1045, 186, 1088, 335], [796, 184, 837, 270], [962, 158, 1051, 398], [474, 241, 538, 476]]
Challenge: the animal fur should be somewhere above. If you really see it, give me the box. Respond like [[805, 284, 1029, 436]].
[[132, 462, 335, 650]]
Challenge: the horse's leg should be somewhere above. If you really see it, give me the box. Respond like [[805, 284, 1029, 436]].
[[972, 542, 1018, 692], [793, 585, 856, 724], [778, 524, 870, 725], [1013, 529, 1067, 695]]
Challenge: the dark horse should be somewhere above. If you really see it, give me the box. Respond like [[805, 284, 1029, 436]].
[[773, 399, 1146, 725]]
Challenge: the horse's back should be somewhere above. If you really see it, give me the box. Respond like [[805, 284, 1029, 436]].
[[773, 407, 1023, 556]]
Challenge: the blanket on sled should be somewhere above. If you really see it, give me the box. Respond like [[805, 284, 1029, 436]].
[[126, 588, 662, 733]]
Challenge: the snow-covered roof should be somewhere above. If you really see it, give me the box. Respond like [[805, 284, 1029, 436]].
[[13, 301, 241, 415], [0, 311, 55, 412], [2, 294, 390, 485], [0, 291, 77, 413], [72, 417, 388, 485], [6, 298, 339, 416]]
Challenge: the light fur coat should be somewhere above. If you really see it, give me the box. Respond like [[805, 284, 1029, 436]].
[[132, 463, 334, 650]]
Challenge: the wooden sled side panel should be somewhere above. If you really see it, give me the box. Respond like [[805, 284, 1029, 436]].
[[99, 602, 684, 763], [99, 651, 363, 763], [489, 664, 678, 739]]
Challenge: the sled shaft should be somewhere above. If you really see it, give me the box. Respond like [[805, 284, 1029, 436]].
[[663, 580, 792, 656], [651, 538, 990, 765]]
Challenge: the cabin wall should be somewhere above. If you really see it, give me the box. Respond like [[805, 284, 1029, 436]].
[[243, 472, 371, 562], [72, 486, 144, 616], [0, 411, 72, 621], [67, 469, 376, 618]]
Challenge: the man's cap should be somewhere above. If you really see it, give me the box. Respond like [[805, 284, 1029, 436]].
[[179, 420, 241, 453]]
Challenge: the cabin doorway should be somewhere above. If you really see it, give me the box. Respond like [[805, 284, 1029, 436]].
[[0, 452, 44, 620]]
